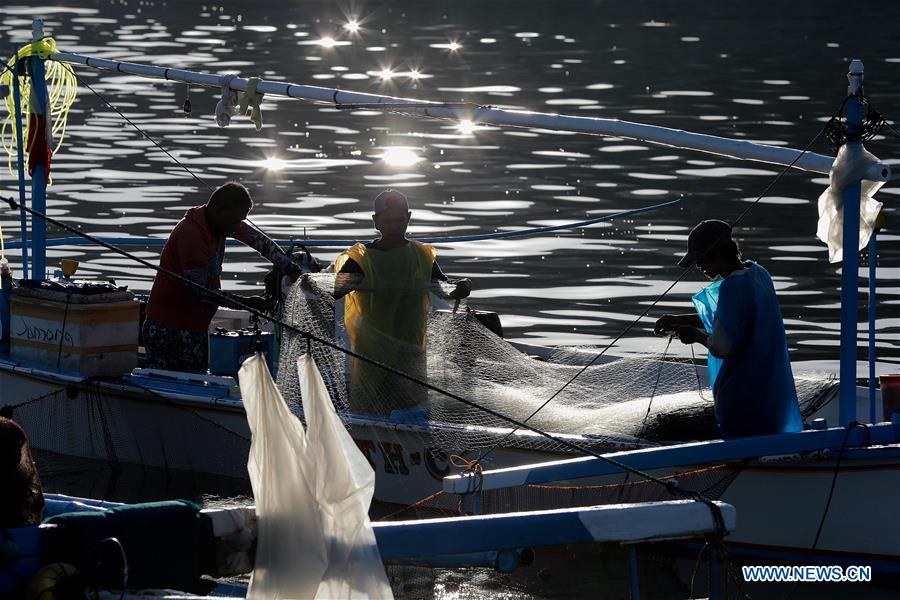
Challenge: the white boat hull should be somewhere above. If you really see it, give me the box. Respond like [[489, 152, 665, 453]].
[[2, 358, 897, 567]]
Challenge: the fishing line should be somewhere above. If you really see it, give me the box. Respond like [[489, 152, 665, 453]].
[[14, 198, 681, 249], [636, 334, 674, 440], [468, 115, 832, 468], [72, 72, 212, 192], [0, 193, 728, 522], [67, 69, 287, 255], [780, 421, 869, 600]]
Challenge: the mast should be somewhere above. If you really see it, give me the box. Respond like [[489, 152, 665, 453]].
[[839, 60, 865, 426], [11, 52, 28, 277], [29, 19, 50, 279]]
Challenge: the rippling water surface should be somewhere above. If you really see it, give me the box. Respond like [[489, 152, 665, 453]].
[[1, 0, 898, 377]]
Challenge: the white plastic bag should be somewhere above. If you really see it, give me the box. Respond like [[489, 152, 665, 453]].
[[240, 353, 392, 599], [816, 143, 884, 263], [299, 353, 393, 598]]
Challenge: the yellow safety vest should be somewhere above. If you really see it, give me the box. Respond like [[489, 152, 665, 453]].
[[334, 240, 437, 414]]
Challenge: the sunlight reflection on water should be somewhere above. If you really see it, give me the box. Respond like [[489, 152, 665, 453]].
[[0, 0, 896, 382]]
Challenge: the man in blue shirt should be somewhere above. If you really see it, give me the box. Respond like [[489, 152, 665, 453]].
[[654, 220, 803, 438]]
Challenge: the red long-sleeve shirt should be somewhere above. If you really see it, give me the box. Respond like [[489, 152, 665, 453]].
[[146, 206, 298, 332]]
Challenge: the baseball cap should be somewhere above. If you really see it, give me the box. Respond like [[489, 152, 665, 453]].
[[373, 190, 410, 214], [678, 219, 734, 267]]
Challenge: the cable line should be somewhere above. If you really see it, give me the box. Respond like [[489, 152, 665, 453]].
[[467, 118, 831, 468], [1, 192, 727, 527]]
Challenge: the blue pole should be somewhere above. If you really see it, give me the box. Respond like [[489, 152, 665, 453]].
[[839, 60, 865, 427], [629, 545, 640, 600], [868, 227, 877, 423], [11, 54, 29, 276], [29, 24, 48, 281]]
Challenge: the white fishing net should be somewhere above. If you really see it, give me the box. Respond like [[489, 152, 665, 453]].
[[275, 274, 836, 457]]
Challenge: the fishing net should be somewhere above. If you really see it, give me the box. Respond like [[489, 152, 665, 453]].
[[276, 273, 837, 459], [4, 273, 836, 503], [4, 377, 253, 497]]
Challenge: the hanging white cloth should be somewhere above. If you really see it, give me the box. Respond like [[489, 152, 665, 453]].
[[240, 352, 392, 600], [816, 143, 884, 263], [215, 74, 239, 127]]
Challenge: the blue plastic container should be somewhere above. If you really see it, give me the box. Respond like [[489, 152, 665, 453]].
[[208, 329, 276, 377]]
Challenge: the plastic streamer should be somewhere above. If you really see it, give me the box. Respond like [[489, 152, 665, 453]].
[[0, 37, 78, 180]]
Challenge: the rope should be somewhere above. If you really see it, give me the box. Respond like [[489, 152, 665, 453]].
[[880, 118, 900, 142], [779, 422, 870, 600], [689, 343, 710, 402], [0, 193, 725, 512], [1, 38, 78, 180], [810, 421, 867, 549], [466, 113, 832, 470], [449, 454, 484, 514], [70, 72, 212, 192], [0, 195, 584, 450], [67, 69, 288, 258], [715, 540, 754, 600], [824, 94, 887, 152], [379, 489, 448, 521], [55, 292, 71, 368], [0, 198, 683, 249], [96, 374, 251, 443], [0, 385, 67, 414], [636, 335, 674, 440]]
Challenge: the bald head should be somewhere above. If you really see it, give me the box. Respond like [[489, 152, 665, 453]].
[[373, 189, 409, 215], [371, 190, 411, 246]]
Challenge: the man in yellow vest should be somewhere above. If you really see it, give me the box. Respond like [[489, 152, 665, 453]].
[[333, 190, 471, 414]]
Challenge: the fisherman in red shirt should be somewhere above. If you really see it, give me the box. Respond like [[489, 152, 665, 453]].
[[143, 182, 301, 371]]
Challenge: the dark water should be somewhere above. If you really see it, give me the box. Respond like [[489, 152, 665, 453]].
[[0, 0, 897, 374], [2, 1, 900, 597]]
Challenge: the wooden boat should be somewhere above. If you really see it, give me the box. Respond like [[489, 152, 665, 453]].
[[0, 19, 897, 586], [2, 492, 733, 598]]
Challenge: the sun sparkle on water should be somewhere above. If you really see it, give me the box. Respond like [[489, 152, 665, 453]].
[[259, 157, 287, 171], [381, 147, 421, 167], [457, 119, 477, 135]]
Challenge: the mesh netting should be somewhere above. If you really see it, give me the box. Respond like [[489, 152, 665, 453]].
[[5, 378, 252, 485], [4, 273, 837, 504], [276, 273, 837, 459]]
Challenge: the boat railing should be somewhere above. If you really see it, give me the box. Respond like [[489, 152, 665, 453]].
[[5, 21, 892, 444], [443, 419, 900, 495]]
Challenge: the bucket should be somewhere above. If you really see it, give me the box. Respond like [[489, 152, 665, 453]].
[[880, 374, 900, 421]]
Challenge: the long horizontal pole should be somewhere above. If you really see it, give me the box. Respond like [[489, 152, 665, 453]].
[[443, 421, 900, 494], [52, 51, 891, 181], [2, 199, 680, 249], [374, 500, 737, 560]]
